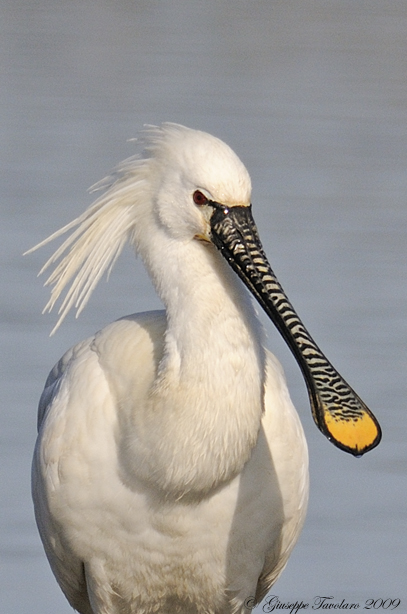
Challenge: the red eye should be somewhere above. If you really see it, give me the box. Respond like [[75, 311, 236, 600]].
[[193, 190, 208, 206]]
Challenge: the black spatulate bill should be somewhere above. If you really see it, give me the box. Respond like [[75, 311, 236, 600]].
[[210, 203, 381, 456]]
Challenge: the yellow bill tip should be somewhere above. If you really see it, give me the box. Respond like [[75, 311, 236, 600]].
[[323, 410, 381, 456]]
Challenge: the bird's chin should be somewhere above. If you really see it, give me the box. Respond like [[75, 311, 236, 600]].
[[193, 233, 211, 244]]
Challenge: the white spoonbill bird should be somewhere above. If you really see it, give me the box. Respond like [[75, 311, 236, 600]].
[[28, 124, 381, 614]]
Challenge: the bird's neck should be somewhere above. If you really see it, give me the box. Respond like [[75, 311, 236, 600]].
[[131, 236, 266, 499]]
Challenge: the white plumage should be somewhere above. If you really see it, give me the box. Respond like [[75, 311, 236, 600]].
[[29, 123, 379, 614]]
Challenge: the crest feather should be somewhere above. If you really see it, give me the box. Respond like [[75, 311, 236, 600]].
[[25, 151, 153, 334]]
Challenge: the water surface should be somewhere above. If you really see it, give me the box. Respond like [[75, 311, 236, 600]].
[[2, 2, 406, 612]]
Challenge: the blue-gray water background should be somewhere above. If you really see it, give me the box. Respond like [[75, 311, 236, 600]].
[[2, 2, 407, 612]]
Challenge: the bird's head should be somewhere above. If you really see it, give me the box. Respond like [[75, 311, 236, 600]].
[[138, 123, 252, 243]]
